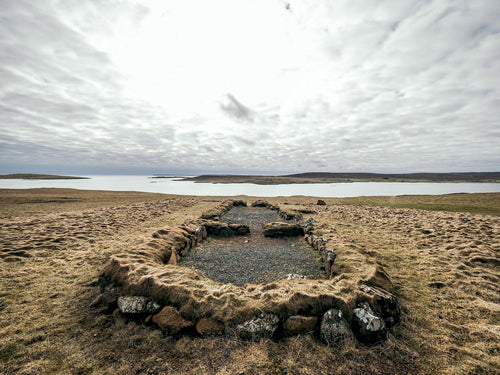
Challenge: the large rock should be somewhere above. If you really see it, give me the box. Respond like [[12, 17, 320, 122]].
[[309, 236, 326, 250], [322, 249, 337, 278], [352, 303, 387, 344], [263, 222, 304, 237], [204, 221, 250, 237], [315, 239, 327, 251], [278, 210, 302, 221], [194, 226, 207, 243], [195, 318, 225, 336], [320, 309, 353, 344], [304, 219, 316, 234], [117, 296, 161, 315], [317, 200, 326, 205], [228, 223, 250, 235], [283, 315, 318, 335], [359, 283, 400, 327], [306, 234, 314, 245], [152, 306, 193, 334], [232, 314, 279, 341], [251, 200, 268, 207]]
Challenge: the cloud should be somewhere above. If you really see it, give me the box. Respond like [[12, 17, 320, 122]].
[[219, 94, 256, 123], [0, 0, 499, 174]]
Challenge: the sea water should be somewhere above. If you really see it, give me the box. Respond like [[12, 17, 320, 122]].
[[1, 175, 500, 197]]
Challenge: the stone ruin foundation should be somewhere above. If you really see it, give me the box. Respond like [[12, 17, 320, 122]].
[[92, 200, 401, 344], [180, 203, 325, 285]]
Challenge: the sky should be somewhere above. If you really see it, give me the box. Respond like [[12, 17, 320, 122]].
[[0, 0, 499, 175]]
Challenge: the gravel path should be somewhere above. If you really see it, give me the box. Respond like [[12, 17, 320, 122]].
[[181, 207, 325, 285]]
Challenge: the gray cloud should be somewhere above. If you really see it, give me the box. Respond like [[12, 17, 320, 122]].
[[219, 94, 256, 123], [0, 0, 499, 175]]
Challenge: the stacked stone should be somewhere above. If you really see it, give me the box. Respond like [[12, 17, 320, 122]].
[[299, 215, 400, 344], [201, 200, 247, 220], [93, 199, 399, 346], [111, 295, 390, 344], [304, 233, 337, 279], [250, 200, 303, 222], [203, 221, 250, 237], [151, 224, 208, 263]]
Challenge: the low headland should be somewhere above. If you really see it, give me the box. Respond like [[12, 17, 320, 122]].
[[178, 171, 500, 184], [0, 188, 498, 374], [0, 173, 89, 180]]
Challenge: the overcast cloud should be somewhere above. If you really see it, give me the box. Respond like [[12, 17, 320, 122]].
[[0, 0, 499, 175]]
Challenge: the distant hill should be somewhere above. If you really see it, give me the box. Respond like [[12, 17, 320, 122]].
[[0, 173, 89, 180], [181, 172, 500, 184], [281, 172, 500, 182]]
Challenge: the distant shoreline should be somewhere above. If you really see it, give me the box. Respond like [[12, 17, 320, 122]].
[[0, 173, 89, 180], [178, 172, 500, 185]]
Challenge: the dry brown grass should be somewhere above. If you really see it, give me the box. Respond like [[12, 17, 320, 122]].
[[320, 193, 500, 216], [312, 204, 500, 374], [0, 189, 498, 374], [0, 188, 182, 218]]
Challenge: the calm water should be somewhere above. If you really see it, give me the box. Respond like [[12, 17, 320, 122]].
[[1, 175, 500, 197]]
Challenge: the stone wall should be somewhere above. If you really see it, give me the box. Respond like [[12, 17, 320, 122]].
[[92, 200, 400, 345]]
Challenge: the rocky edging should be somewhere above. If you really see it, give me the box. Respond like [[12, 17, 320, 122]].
[[301, 216, 401, 337], [250, 200, 303, 222], [92, 200, 401, 345]]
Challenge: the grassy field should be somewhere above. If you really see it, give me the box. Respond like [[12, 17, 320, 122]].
[[0, 189, 498, 374], [0, 188, 173, 218], [316, 193, 500, 217]]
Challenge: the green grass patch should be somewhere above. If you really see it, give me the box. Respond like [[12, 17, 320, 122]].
[[327, 193, 500, 216]]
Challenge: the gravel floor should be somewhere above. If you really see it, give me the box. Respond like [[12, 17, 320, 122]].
[[181, 207, 325, 285]]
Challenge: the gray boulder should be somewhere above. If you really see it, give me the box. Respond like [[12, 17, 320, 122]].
[[304, 218, 316, 234], [352, 303, 387, 344], [232, 314, 280, 341], [312, 237, 327, 250], [285, 273, 308, 280], [320, 308, 353, 343], [322, 249, 337, 278], [117, 296, 161, 315]]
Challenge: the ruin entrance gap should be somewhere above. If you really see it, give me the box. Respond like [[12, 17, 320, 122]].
[[180, 206, 326, 285]]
